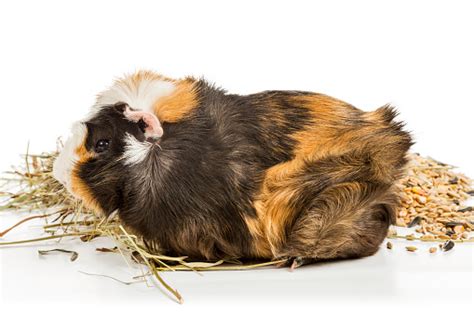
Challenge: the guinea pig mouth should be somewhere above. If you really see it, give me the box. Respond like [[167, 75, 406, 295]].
[[146, 136, 161, 144]]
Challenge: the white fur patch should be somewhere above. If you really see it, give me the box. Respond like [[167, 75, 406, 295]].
[[120, 133, 154, 166], [91, 77, 176, 118], [53, 122, 87, 195]]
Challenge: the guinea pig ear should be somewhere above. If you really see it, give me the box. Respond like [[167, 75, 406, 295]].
[[113, 102, 129, 113], [123, 107, 164, 140]]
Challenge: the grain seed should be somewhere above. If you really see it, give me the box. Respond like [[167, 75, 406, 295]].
[[407, 216, 422, 228], [442, 240, 455, 252]]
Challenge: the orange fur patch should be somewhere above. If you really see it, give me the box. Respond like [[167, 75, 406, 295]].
[[70, 137, 103, 215], [243, 200, 272, 258], [289, 94, 361, 160], [153, 78, 198, 122]]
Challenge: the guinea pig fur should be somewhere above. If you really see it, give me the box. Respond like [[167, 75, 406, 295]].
[[53, 70, 412, 266]]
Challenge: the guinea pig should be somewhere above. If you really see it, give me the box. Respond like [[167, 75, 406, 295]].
[[53, 70, 412, 268]]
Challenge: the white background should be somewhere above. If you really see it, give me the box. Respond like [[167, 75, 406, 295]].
[[0, 0, 473, 313]]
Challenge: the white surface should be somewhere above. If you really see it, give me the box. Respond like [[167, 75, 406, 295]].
[[1, 210, 473, 311], [1, 0, 474, 313]]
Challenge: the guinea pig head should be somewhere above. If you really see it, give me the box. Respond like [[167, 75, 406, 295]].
[[52, 103, 163, 216]]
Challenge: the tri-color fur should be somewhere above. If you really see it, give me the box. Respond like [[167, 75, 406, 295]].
[[53, 71, 412, 264]]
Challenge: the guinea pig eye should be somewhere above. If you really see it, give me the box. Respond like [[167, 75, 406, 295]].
[[95, 139, 110, 153]]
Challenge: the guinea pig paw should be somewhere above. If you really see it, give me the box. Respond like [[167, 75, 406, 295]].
[[275, 256, 311, 270], [275, 258, 292, 268], [290, 257, 305, 271]]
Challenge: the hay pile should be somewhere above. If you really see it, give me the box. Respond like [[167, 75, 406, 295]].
[[0, 149, 473, 302], [0, 149, 283, 303]]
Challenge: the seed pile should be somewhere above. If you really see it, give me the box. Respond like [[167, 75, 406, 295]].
[[393, 153, 474, 242]]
